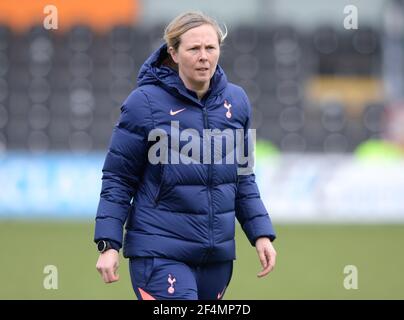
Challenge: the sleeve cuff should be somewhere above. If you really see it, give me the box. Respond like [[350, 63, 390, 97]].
[[94, 216, 124, 246], [242, 215, 276, 246]]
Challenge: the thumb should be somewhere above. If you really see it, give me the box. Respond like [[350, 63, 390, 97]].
[[113, 262, 120, 280], [113, 273, 120, 281], [107, 267, 119, 282]]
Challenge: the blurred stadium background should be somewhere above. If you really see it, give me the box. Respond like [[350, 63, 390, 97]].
[[1, 0, 404, 299]]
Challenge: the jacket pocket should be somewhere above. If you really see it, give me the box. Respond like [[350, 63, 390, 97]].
[[154, 164, 165, 207], [130, 257, 155, 288], [143, 257, 155, 288]]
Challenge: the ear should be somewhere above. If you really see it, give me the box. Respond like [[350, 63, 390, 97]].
[[168, 46, 179, 64]]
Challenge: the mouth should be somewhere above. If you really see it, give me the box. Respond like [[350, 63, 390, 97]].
[[196, 68, 209, 72]]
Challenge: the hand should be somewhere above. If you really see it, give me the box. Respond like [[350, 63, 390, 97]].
[[255, 237, 277, 278], [96, 249, 120, 283]]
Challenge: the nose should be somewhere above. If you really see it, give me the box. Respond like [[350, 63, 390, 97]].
[[199, 48, 208, 61]]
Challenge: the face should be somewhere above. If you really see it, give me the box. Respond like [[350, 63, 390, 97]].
[[169, 24, 220, 91]]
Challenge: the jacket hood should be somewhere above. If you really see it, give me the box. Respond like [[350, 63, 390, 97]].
[[137, 43, 228, 102]]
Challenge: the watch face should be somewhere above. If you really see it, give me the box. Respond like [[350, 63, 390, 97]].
[[97, 240, 106, 252]]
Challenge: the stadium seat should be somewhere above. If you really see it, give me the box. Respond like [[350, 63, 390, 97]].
[[68, 25, 93, 52], [279, 106, 305, 133], [231, 25, 259, 54], [323, 132, 349, 153], [0, 24, 11, 51], [281, 132, 306, 152], [109, 25, 133, 52], [352, 27, 379, 55], [320, 101, 346, 132], [362, 102, 385, 134]]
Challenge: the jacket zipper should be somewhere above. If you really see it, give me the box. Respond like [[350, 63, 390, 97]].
[[201, 104, 214, 260]]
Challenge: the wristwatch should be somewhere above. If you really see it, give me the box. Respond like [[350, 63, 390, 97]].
[[97, 240, 114, 253]]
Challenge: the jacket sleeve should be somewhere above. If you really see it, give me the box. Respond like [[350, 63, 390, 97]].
[[94, 89, 152, 248], [235, 89, 276, 246]]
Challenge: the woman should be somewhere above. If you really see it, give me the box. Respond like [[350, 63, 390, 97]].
[[94, 11, 277, 300]]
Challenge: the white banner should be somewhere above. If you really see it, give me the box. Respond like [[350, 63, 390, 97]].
[[256, 155, 404, 222]]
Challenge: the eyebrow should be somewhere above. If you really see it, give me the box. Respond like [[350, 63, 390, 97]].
[[187, 43, 217, 47]]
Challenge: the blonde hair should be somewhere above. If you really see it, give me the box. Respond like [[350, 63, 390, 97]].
[[163, 11, 227, 51]]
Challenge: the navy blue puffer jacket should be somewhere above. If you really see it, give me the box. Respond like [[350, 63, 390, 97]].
[[94, 43, 276, 264]]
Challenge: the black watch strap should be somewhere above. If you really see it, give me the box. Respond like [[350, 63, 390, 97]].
[[97, 240, 113, 253]]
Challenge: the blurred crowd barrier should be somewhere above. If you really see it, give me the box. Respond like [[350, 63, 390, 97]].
[[1, 152, 403, 222]]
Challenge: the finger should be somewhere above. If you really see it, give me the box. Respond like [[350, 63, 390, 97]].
[[257, 249, 275, 278], [96, 264, 108, 282], [111, 270, 120, 282], [257, 250, 268, 277], [106, 267, 119, 283], [258, 250, 267, 269], [257, 261, 271, 278], [267, 249, 276, 270], [112, 262, 120, 281], [100, 268, 110, 283]]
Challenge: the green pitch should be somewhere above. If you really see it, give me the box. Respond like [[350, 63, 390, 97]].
[[1, 221, 403, 299]]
